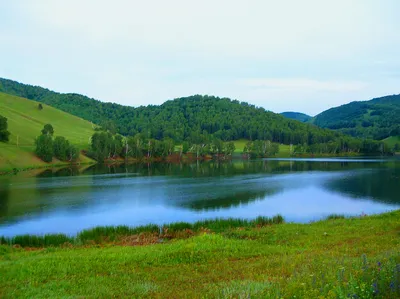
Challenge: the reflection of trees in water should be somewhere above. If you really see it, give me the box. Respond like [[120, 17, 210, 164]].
[[2, 159, 397, 225], [173, 188, 280, 211], [35, 167, 81, 178], [324, 167, 400, 205], [80, 160, 390, 178]]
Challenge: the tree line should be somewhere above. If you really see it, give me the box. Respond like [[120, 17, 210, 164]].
[[243, 140, 280, 158], [35, 124, 79, 162], [292, 138, 391, 155], [88, 131, 236, 161]]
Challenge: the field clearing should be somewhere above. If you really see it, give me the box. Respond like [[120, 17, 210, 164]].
[[384, 136, 400, 149], [1, 211, 399, 298], [232, 140, 293, 157]]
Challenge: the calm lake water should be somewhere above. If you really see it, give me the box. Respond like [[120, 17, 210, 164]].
[[0, 158, 399, 236]]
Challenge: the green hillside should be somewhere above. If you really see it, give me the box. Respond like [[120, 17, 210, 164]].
[[384, 136, 400, 152], [311, 95, 400, 140], [0, 78, 343, 145], [280, 111, 312, 122], [0, 92, 95, 172]]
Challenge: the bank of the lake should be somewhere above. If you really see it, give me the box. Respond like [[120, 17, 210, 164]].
[[1, 211, 399, 298], [0, 143, 96, 175]]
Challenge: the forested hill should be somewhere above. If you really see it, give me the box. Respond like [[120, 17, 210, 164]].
[[311, 95, 400, 140], [280, 112, 312, 122], [0, 78, 341, 145]]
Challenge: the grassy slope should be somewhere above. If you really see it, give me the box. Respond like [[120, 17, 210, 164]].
[[384, 136, 400, 148], [0, 92, 95, 172], [233, 140, 292, 157], [1, 211, 399, 298]]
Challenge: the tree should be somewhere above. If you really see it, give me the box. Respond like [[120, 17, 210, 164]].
[[67, 145, 79, 161], [224, 142, 236, 156], [0, 115, 10, 142], [41, 124, 54, 136], [35, 134, 53, 162], [53, 136, 70, 161], [100, 120, 117, 134], [38, 103, 43, 110]]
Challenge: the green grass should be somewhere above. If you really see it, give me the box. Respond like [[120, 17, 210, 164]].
[[278, 144, 292, 157], [384, 136, 400, 150], [1, 211, 399, 298], [232, 139, 293, 157], [1, 216, 284, 247], [0, 92, 95, 172], [232, 139, 248, 153]]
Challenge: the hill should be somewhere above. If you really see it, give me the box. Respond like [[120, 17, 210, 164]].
[[311, 94, 400, 140], [0, 78, 342, 145], [0, 92, 95, 172], [280, 111, 312, 122]]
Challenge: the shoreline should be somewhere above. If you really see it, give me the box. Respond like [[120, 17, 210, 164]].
[[1, 210, 398, 246], [2, 152, 395, 176]]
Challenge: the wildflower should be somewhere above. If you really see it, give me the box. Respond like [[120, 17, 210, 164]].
[[372, 282, 379, 295]]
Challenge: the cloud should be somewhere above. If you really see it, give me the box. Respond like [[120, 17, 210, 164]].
[[238, 78, 367, 92], [0, 0, 399, 115]]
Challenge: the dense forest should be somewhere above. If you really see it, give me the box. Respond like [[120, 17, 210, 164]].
[[0, 78, 343, 145], [280, 112, 312, 122], [0, 115, 10, 142], [311, 95, 400, 139]]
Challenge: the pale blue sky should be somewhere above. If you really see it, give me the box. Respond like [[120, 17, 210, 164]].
[[1, 0, 399, 115]]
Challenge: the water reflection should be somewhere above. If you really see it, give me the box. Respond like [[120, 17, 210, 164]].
[[0, 158, 399, 236], [324, 167, 400, 204]]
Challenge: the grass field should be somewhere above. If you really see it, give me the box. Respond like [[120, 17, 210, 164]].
[[232, 140, 293, 157], [384, 136, 400, 150], [1, 211, 399, 298], [0, 92, 95, 172]]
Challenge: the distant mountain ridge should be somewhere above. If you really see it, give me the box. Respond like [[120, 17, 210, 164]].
[[0, 77, 343, 145], [311, 95, 400, 140], [280, 112, 312, 122]]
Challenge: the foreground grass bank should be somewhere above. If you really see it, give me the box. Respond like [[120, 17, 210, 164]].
[[1, 212, 400, 298]]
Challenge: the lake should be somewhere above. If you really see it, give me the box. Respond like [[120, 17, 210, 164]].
[[0, 158, 399, 237]]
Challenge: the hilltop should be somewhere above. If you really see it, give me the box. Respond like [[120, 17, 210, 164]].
[[280, 111, 312, 122], [310, 94, 400, 140], [0, 92, 95, 172]]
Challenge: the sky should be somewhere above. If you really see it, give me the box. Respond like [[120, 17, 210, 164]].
[[0, 0, 399, 116]]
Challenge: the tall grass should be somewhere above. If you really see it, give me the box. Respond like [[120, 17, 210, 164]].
[[77, 224, 160, 244], [1, 215, 284, 247], [0, 234, 73, 247], [325, 214, 346, 220]]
